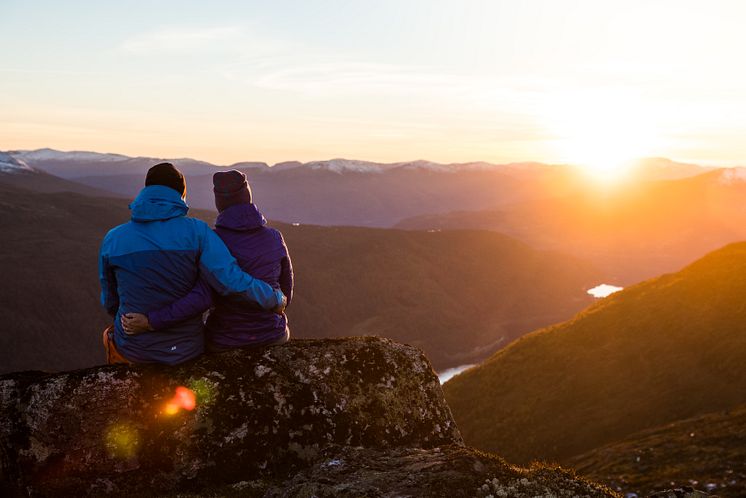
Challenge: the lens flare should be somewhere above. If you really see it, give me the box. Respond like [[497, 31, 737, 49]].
[[162, 386, 197, 415], [105, 422, 140, 459], [164, 402, 180, 415], [174, 386, 197, 410]]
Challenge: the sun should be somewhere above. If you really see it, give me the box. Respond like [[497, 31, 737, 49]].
[[542, 90, 660, 183]]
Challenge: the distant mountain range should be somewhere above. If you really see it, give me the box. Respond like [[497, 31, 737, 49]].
[[443, 242, 746, 465], [6, 149, 715, 229], [9, 148, 565, 175], [0, 151, 118, 197], [7, 148, 542, 227], [0, 167, 600, 373]]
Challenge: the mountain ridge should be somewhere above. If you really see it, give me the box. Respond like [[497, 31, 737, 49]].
[[443, 241, 746, 464], [10, 148, 719, 176]]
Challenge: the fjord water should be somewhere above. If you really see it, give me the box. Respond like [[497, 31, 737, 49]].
[[587, 283, 623, 298], [438, 364, 476, 384]]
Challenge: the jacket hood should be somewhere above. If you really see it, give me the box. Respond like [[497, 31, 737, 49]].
[[215, 203, 267, 231], [130, 185, 189, 222]]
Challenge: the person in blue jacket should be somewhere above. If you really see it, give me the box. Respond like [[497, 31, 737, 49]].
[[99, 163, 286, 365], [120, 170, 293, 351]]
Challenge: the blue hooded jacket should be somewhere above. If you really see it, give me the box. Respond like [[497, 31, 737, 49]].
[[146, 203, 293, 349], [99, 186, 284, 364]]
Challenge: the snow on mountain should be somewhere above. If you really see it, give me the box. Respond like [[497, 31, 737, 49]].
[[270, 161, 304, 172], [0, 152, 34, 173], [228, 161, 270, 170], [300, 158, 509, 174], [14, 148, 130, 163], [719, 167, 746, 184], [304, 159, 395, 174], [395, 159, 547, 173], [397, 160, 455, 172]]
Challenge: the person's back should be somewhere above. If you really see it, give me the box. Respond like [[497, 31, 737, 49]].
[[100, 164, 286, 365], [207, 201, 292, 349], [101, 188, 208, 363]]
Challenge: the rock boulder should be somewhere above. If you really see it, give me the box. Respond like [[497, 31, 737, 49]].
[[1, 337, 459, 496]]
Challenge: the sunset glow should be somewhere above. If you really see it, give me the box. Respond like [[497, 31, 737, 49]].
[[544, 91, 659, 183], [2, 1, 746, 166]]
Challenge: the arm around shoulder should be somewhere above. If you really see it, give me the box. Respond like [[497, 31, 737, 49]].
[[196, 221, 284, 310], [147, 276, 214, 330]]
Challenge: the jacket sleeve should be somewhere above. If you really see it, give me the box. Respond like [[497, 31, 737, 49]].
[[278, 233, 294, 306], [196, 222, 284, 310], [98, 236, 119, 317], [147, 276, 214, 331]]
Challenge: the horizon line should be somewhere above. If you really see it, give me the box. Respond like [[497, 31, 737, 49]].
[[7, 146, 732, 170]]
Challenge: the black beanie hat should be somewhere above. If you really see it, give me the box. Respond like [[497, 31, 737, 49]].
[[145, 162, 186, 197], [213, 170, 252, 212]]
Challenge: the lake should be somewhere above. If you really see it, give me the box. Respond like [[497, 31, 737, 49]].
[[438, 364, 476, 384], [587, 283, 624, 298]]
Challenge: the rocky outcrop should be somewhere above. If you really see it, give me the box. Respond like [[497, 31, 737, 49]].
[[648, 489, 716, 498], [168, 445, 618, 497], [260, 445, 616, 498], [0, 337, 457, 496], [1, 337, 617, 497]]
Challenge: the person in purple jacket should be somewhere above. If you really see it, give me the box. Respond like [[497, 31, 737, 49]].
[[121, 170, 293, 350]]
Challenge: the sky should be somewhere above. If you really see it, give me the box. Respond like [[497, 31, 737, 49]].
[[2, 0, 746, 166]]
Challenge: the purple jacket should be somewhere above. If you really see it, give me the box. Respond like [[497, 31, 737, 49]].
[[148, 203, 293, 349]]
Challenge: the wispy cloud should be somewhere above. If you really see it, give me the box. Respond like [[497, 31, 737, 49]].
[[119, 26, 287, 56], [119, 25, 544, 109], [228, 57, 544, 112], [251, 61, 464, 95]]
